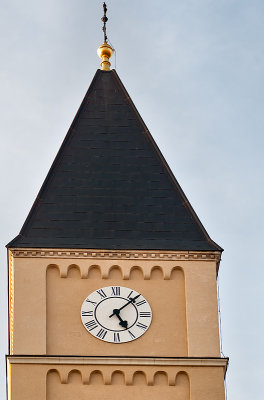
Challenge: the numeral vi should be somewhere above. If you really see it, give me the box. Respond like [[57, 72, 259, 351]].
[[114, 332, 120, 342]]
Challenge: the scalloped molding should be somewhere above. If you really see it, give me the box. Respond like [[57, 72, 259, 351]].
[[47, 368, 187, 386]]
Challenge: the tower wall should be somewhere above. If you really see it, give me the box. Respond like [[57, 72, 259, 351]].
[[7, 356, 227, 400], [9, 249, 221, 358]]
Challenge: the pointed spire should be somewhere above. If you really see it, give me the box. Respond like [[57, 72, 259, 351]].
[[7, 70, 222, 252], [97, 2, 114, 71]]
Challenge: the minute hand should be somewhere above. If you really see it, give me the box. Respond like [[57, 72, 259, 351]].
[[109, 294, 141, 318]]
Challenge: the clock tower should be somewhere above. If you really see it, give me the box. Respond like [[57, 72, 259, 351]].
[[6, 10, 228, 400]]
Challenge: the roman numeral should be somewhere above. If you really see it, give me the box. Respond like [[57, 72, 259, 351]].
[[136, 322, 147, 330], [85, 298, 97, 306], [96, 329, 107, 339], [139, 312, 151, 318], [128, 330, 136, 339], [85, 320, 98, 331], [82, 311, 93, 317], [136, 300, 146, 307], [96, 289, 107, 298], [114, 332, 120, 342], [127, 290, 134, 298], [111, 286, 120, 296]]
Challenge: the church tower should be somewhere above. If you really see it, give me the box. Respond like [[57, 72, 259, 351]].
[[6, 5, 228, 399]]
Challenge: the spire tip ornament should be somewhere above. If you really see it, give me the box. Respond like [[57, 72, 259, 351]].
[[97, 2, 114, 71]]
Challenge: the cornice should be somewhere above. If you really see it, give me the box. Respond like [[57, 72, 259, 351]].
[[7, 355, 228, 370], [9, 248, 221, 262]]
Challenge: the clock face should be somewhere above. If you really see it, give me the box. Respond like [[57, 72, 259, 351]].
[[80, 286, 152, 343]]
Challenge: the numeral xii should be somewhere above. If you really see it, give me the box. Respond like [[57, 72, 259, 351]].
[[111, 286, 120, 296]]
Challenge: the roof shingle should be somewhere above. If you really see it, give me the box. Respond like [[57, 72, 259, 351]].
[[7, 70, 222, 251]]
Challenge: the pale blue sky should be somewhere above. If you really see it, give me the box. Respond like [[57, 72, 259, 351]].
[[1, 1, 264, 398]]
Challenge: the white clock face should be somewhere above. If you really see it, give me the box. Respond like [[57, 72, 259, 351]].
[[81, 286, 152, 343]]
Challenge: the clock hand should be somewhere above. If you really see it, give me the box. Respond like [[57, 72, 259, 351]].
[[115, 313, 128, 329], [110, 308, 128, 328], [109, 294, 141, 318]]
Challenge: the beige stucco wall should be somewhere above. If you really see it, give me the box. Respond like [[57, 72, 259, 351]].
[[8, 248, 226, 399], [46, 264, 187, 356], [7, 357, 227, 400], [9, 249, 221, 357]]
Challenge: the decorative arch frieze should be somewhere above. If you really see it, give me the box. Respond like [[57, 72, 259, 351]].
[[153, 371, 169, 386], [129, 266, 145, 280], [67, 265, 81, 278], [88, 370, 104, 385], [87, 265, 102, 279], [132, 370, 148, 385], [110, 370, 126, 385], [46, 368, 190, 387], [46, 263, 186, 281], [67, 369, 82, 384], [108, 265, 123, 280], [150, 266, 164, 280]]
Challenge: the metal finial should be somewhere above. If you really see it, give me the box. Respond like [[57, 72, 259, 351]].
[[101, 2, 108, 43], [97, 2, 114, 70]]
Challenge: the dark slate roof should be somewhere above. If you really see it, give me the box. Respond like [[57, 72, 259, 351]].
[[8, 70, 222, 251]]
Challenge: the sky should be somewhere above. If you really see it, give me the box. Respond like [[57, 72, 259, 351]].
[[0, 0, 264, 398]]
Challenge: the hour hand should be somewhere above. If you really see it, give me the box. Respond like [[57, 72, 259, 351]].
[[111, 309, 128, 329], [118, 316, 128, 329]]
